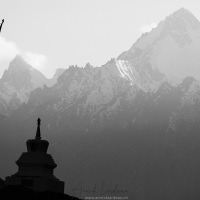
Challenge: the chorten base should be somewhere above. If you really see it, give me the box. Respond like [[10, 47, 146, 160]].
[[5, 175, 64, 193]]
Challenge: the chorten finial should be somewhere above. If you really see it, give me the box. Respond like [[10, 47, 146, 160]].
[[35, 118, 41, 140]]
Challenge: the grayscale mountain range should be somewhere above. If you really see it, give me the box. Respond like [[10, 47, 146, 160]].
[[0, 55, 65, 117], [1, 7, 200, 200]]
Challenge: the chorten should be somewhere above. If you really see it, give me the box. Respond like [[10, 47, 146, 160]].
[[5, 118, 64, 193]]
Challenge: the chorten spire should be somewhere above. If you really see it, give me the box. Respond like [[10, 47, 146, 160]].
[[35, 118, 41, 140]]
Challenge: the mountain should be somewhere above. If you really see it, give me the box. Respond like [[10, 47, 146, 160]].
[[1, 8, 200, 200], [0, 55, 48, 117], [47, 68, 66, 87], [119, 7, 200, 84]]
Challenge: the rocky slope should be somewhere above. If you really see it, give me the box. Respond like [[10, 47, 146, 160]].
[[0, 55, 65, 117], [0, 55, 48, 117]]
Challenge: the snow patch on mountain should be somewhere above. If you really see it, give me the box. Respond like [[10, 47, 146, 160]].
[[115, 60, 134, 85], [115, 59, 162, 92]]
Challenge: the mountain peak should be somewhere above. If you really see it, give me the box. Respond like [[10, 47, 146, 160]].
[[169, 7, 196, 21], [165, 7, 200, 30], [118, 8, 200, 85], [13, 54, 24, 61], [120, 8, 200, 56], [1, 55, 48, 90], [9, 55, 31, 71], [172, 7, 193, 17]]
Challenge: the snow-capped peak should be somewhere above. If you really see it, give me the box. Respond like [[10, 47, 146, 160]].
[[118, 8, 200, 85]]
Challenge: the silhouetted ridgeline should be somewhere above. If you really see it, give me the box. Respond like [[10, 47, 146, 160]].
[[0, 185, 81, 200]]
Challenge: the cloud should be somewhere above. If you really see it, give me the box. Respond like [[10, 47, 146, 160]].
[[140, 23, 157, 33], [23, 52, 48, 71], [0, 35, 49, 78], [0, 36, 20, 62]]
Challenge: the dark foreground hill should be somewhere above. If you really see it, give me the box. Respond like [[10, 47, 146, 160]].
[[0, 186, 81, 200]]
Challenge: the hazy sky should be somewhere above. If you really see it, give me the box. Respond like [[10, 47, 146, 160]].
[[0, 0, 200, 78]]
